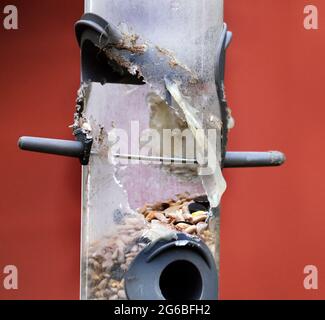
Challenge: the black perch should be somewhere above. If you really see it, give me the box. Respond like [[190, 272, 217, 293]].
[[224, 151, 285, 168], [18, 136, 285, 168], [18, 137, 84, 157], [18, 134, 92, 165]]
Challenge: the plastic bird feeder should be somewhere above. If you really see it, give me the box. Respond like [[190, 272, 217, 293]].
[[18, 0, 285, 300]]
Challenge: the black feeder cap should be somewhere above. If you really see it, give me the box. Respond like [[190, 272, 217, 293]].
[[125, 233, 218, 300]]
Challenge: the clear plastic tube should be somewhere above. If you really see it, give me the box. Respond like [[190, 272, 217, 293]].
[[81, 0, 225, 300]]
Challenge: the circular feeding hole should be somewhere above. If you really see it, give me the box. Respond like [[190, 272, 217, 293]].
[[159, 260, 203, 300]]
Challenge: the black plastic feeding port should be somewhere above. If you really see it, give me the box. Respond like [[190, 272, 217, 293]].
[[124, 233, 218, 300], [160, 261, 203, 300], [75, 13, 145, 85]]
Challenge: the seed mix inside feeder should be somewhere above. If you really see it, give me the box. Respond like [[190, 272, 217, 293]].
[[86, 192, 218, 300]]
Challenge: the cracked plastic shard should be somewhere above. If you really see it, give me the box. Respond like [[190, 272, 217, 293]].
[[165, 79, 227, 209]]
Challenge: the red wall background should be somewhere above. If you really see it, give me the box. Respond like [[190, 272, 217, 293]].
[[0, 0, 325, 300]]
